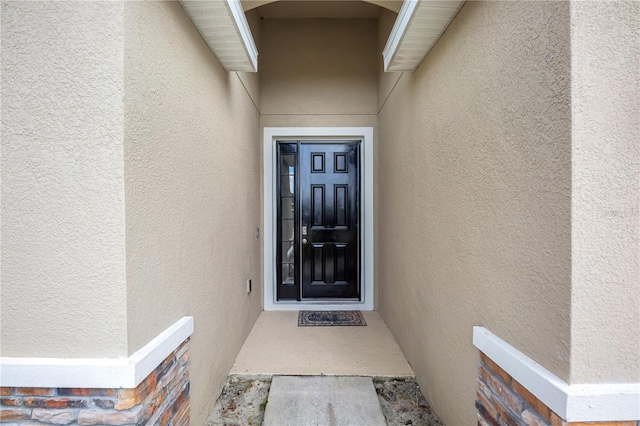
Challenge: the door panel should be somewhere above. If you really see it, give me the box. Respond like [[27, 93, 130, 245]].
[[276, 141, 360, 301], [300, 143, 360, 299]]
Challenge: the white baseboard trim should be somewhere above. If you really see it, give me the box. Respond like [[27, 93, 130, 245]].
[[473, 326, 640, 422], [0, 316, 194, 389]]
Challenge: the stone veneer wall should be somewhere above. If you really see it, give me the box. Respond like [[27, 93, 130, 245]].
[[476, 351, 639, 426], [0, 339, 190, 425]]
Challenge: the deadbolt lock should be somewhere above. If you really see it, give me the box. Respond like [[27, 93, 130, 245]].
[[302, 226, 308, 235]]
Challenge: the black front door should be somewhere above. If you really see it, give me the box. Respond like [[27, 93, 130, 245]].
[[276, 141, 361, 300]]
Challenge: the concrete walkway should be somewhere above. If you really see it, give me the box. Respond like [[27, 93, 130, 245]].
[[230, 311, 414, 377], [263, 376, 386, 426]]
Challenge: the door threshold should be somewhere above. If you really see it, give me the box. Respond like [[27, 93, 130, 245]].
[[267, 301, 372, 311], [301, 298, 361, 302]]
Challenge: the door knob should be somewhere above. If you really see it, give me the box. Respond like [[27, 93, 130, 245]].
[[302, 238, 308, 244]]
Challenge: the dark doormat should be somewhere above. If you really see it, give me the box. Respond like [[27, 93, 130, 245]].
[[298, 310, 367, 326]]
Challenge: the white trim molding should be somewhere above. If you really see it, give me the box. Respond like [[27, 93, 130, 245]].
[[0, 316, 194, 389], [263, 127, 374, 311], [383, 0, 419, 71], [473, 326, 640, 422], [181, 0, 258, 72], [383, 0, 464, 72]]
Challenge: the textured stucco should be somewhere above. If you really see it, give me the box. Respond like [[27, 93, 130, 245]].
[[377, 8, 401, 113], [260, 19, 378, 115], [4, 3, 637, 426], [377, 2, 572, 424], [1, 1, 128, 358], [123, 2, 262, 423], [236, 8, 261, 110], [570, 0, 640, 384]]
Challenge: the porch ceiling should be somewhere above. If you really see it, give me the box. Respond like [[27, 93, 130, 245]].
[[179, 0, 464, 73], [241, 0, 403, 14], [250, 1, 384, 19]]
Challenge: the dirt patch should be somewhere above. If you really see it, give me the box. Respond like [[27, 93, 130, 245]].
[[206, 377, 271, 426], [374, 378, 444, 426], [207, 376, 443, 426]]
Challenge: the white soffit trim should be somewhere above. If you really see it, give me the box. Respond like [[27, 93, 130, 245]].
[[181, 0, 258, 72], [383, 0, 464, 72], [473, 327, 640, 422], [0, 317, 194, 389]]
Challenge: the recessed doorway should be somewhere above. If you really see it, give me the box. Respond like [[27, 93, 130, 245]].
[[263, 127, 374, 310]]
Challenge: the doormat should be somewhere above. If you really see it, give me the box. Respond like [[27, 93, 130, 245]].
[[298, 311, 367, 327]]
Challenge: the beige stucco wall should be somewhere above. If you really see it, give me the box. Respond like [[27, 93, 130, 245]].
[[259, 17, 379, 306], [260, 18, 378, 116], [124, 2, 262, 423], [377, 9, 401, 113], [570, 0, 640, 384], [237, 8, 261, 109], [377, 2, 572, 424], [1, 1, 128, 358]]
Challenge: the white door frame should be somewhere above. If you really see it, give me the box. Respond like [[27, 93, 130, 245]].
[[263, 127, 374, 311]]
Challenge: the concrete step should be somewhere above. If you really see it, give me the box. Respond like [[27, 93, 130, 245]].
[[263, 376, 387, 426]]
